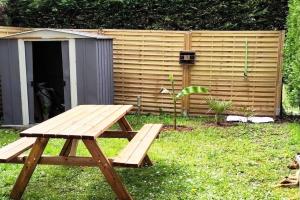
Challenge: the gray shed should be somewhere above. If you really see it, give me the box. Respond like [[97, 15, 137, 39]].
[[0, 29, 114, 125]]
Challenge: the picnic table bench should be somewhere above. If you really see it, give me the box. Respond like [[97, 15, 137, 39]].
[[0, 105, 163, 200]]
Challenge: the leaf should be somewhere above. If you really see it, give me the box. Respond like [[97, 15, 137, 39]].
[[176, 86, 208, 99], [206, 98, 232, 115], [168, 74, 174, 82]]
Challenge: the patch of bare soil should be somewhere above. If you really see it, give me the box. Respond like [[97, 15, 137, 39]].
[[276, 115, 300, 123], [162, 125, 193, 132]]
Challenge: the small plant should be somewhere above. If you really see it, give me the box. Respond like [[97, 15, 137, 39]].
[[160, 74, 208, 130], [239, 106, 255, 133], [207, 98, 232, 125], [240, 106, 255, 122]]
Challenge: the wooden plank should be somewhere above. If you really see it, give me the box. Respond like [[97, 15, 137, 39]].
[[10, 137, 49, 200], [66, 105, 130, 138], [83, 139, 132, 200], [191, 37, 280, 42], [9, 154, 159, 168], [20, 105, 133, 139], [100, 130, 137, 138], [69, 140, 79, 156], [114, 124, 163, 167], [0, 137, 36, 162], [196, 52, 278, 58], [59, 139, 73, 156], [9, 155, 98, 166], [53, 105, 115, 137], [125, 124, 162, 166], [44, 106, 108, 137], [182, 32, 192, 115], [118, 116, 133, 131], [20, 106, 86, 136], [103, 29, 186, 34], [118, 116, 153, 167]]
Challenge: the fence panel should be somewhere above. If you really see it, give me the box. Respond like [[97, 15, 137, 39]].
[[188, 31, 283, 116], [102, 29, 186, 114]]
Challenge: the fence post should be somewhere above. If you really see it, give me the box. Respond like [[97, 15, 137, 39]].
[[182, 31, 192, 116], [274, 31, 285, 118]]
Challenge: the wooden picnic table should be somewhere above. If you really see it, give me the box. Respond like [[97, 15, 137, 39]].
[[0, 105, 163, 200]]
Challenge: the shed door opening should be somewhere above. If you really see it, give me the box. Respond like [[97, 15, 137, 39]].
[[32, 41, 65, 122]]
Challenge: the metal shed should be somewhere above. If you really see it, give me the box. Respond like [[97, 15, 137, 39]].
[[0, 29, 114, 125]]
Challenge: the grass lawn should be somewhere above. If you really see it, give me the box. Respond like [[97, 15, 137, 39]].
[[0, 115, 299, 199]]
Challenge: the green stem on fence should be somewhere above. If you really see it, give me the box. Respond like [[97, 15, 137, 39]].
[[215, 114, 219, 125], [174, 99, 177, 130], [244, 39, 248, 79], [171, 78, 177, 130]]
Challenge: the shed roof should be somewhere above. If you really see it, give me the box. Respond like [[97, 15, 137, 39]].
[[1, 28, 112, 39]]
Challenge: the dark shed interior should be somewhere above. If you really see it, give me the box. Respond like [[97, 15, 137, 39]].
[[32, 41, 65, 122]]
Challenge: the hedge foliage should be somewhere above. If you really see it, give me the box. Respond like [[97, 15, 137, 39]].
[[284, 0, 300, 107], [1, 0, 287, 30]]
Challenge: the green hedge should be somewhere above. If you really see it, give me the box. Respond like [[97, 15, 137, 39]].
[[284, 0, 300, 107], [1, 0, 287, 30]]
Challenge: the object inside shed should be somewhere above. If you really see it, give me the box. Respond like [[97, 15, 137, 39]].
[[32, 41, 65, 122]]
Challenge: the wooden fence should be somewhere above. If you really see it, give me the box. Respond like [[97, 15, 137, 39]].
[[0, 26, 284, 117], [102, 29, 284, 117]]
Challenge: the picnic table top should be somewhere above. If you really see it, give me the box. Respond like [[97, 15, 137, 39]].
[[20, 105, 133, 139]]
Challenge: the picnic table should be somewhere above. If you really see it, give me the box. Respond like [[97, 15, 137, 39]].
[[0, 105, 163, 200]]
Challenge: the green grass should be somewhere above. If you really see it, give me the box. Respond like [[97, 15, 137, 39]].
[[0, 115, 299, 199]]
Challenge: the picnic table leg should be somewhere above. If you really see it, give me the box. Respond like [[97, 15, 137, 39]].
[[59, 139, 79, 156], [10, 137, 49, 200], [83, 139, 132, 200], [69, 140, 79, 156], [118, 117, 153, 167]]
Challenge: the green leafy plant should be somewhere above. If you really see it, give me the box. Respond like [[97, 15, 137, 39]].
[[239, 106, 255, 134], [284, 0, 300, 108], [160, 74, 208, 130], [240, 106, 255, 122], [3, 0, 287, 30], [206, 98, 232, 125]]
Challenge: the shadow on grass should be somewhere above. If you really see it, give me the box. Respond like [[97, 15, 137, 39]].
[[9, 162, 187, 200]]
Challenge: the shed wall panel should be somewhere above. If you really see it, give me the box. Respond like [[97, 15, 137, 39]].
[[75, 39, 85, 105], [76, 39, 113, 105], [0, 27, 27, 119], [0, 83, 1, 117], [0, 40, 22, 124], [97, 39, 114, 104], [84, 39, 98, 104]]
